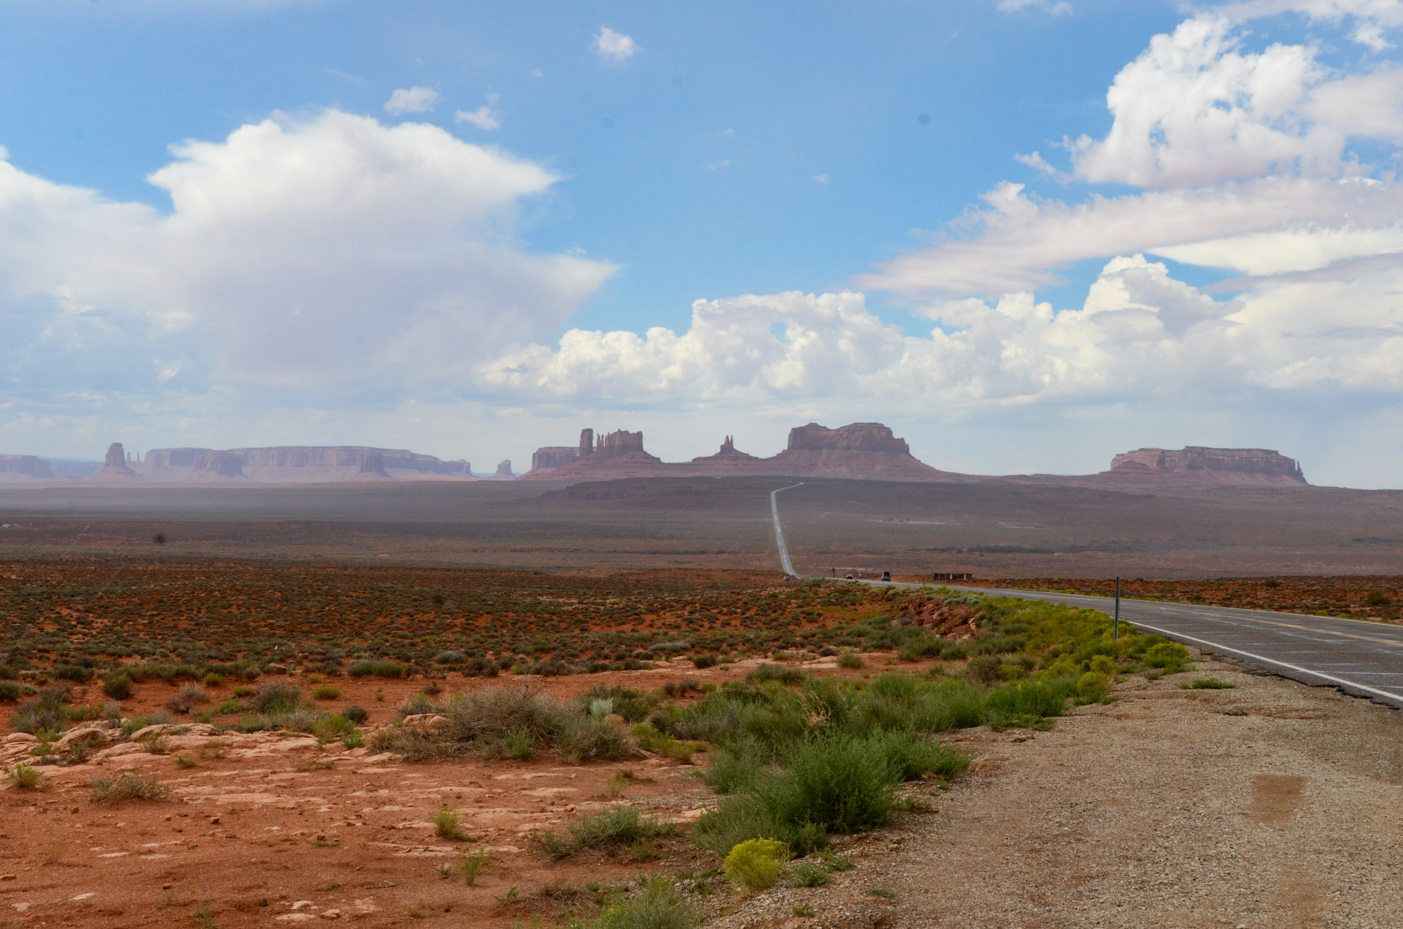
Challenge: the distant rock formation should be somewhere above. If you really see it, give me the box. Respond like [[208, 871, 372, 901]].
[[195, 451, 245, 478], [357, 451, 388, 478], [523, 428, 665, 479], [691, 436, 759, 464], [760, 423, 955, 481], [494, 460, 514, 478], [524, 423, 959, 482], [1109, 446, 1307, 484], [0, 455, 53, 480], [135, 446, 473, 483], [531, 447, 579, 473], [86, 443, 141, 481]]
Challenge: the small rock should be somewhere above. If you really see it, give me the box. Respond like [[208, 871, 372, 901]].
[[291, 901, 316, 911], [320, 910, 341, 920], [0, 875, 16, 882]]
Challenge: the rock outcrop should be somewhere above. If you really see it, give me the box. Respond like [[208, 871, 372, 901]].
[[525, 429, 666, 480], [531, 447, 579, 473], [195, 451, 245, 478], [86, 443, 141, 481], [135, 446, 473, 483], [494, 460, 514, 478], [0, 455, 53, 480], [524, 423, 960, 482], [759, 423, 957, 481], [1108, 447, 1307, 484]]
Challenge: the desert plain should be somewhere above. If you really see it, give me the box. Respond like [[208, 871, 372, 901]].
[[1, 475, 1402, 928]]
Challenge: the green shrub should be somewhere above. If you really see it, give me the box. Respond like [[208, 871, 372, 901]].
[[0, 681, 28, 703], [724, 838, 789, 890], [836, 650, 863, 670], [6, 763, 45, 790], [785, 859, 832, 887], [755, 732, 900, 834], [312, 685, 341, 701], [457, 849, 489, 885], [348, 659, 412, 679], [343, 704, 369, 723], [747, 664, 805, 686], [691, 654, 719, 669], [55, 664, 94, 683], [594, 880, 701, 929], [984, 678, 1072, 724], [1366, 588, 1393, 607], [91, 772, 169, 803], [533, 804, 670, 858], [1144, 642, 1190, 670], [310, 714, 357, 743], [434, 806, 466, 840], [381, 686, 633, 762], [1184, 677, 1236, 690], [12, 684, 70, 734], [252, 682, 301, 714], [1077, 671, 1111, 700], [579, 686, 657, 723], [102, 671, 134, 701]]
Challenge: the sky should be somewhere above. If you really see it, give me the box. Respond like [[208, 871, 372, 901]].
[[3, 0, 1403, 486]]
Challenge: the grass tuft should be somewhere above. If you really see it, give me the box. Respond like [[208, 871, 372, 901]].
[[91, 771, 169, 803]]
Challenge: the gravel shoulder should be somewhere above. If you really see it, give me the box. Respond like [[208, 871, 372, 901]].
[[718, 654, 1403, 929]]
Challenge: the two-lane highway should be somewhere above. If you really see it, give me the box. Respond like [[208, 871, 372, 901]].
[[766, 498, 1403, 707], [960, 586, 1403, 707]]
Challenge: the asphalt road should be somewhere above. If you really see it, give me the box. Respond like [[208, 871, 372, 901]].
[[956, 585, 1403, 708]]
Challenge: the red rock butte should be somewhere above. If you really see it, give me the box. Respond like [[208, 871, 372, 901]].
[[521, 422, 961, 482]]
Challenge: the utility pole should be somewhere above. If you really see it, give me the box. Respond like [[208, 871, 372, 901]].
[[1113, 576, 1121, 641]]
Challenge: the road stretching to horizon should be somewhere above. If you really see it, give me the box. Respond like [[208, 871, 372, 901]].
[[766, 500, 1403, 707]]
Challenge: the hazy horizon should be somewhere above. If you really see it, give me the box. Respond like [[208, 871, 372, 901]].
[[5, 2, 1403, 487]]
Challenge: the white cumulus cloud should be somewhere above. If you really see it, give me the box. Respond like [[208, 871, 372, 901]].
[[456, 93, 502, 130], [0, 109, 614, 398], [384, 86, 439, 115], [592, 27, 639, 65]]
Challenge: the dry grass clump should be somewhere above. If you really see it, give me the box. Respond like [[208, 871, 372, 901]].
[[375, 686, 635, 763], [91, 771, 170, 803]]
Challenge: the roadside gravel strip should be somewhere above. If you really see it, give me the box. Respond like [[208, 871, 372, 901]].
[[959, 586, 1403, 708], [711, 654, 1403, 929]]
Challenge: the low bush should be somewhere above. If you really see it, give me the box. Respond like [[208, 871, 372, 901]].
[[747, 664, 805, 686], [691, 654, 719, 669], [1144, 642, 1190, 670], [12, 685, 70, 734], [836, 650, 863, 670], [252, 682, 301, 714], [343, 704, 370, 724], [379, 686, 635, 763], [348, 659, 412, 679], [1183, 677, 1236, 690], [91, 771, 169, 803], [579, 686, 656, 723], [532, 804, 670, 858], [589, 879, 701, 929], [312, 685, 341, 701], [1076, 671, 1111, 700], [54, 664, 94, 683], [434, 806, 467, 840], [0, 681, 29, 703], [785, 859, 832, 887], [724, 838, 789, 891], [6, 763, 45, 790], [102, 671, 134, 701]]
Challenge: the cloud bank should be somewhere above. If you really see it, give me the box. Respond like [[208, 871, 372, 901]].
[[0, 110, 613, 402]]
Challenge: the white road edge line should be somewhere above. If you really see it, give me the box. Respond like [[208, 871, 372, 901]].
[[1120, 616, 1403, 706], [770, 483, 803, 578]]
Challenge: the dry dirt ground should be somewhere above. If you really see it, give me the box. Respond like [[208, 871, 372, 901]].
[[4, 652, 1403, 929]]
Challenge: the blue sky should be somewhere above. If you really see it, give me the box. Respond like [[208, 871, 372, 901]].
[[4, 0, 1403, 486]]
